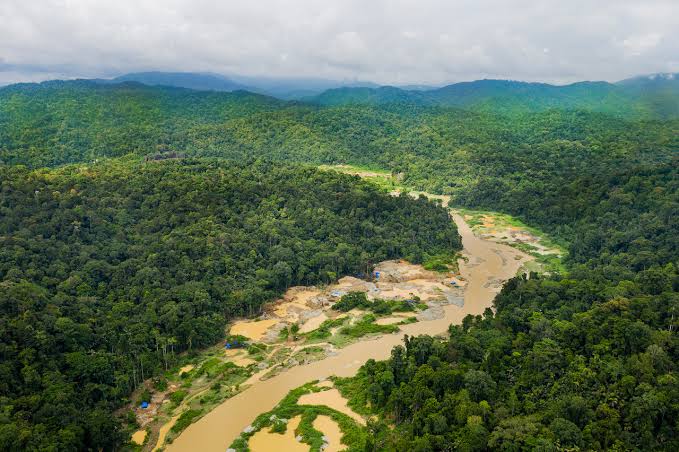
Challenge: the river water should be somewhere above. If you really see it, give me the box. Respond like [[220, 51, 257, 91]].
[[167, 214, 530, 451]]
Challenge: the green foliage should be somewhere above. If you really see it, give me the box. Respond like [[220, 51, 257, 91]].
[[153, 377, 168, 391], [332, 292, 372, 312], [170, 409, 203, 434], [0, 158, 458, 450], [229, 382, 369, 451], [169, 389, 188, 406], [343, 158, 679, 450], [1, 78, 677, 451], [332, 292, 416, 315], [304, 318, 347, 341], [339, 314, 399, 338], [138, 389, 152, 405], [423, 253, 459, 273]]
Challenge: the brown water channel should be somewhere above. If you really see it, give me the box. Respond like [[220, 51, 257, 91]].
[[167, 212, 530, 451]]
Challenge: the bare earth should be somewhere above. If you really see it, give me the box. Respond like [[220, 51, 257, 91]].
[[166, 212, 531, 451]]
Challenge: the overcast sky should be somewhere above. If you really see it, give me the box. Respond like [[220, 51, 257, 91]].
[[1, 0, 678, 86]]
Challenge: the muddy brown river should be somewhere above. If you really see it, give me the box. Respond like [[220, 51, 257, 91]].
[[166, 213, 530, 451]]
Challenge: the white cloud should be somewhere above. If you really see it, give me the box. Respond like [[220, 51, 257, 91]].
[[0, 0, 678, 85], [622, 33, 662, 56]]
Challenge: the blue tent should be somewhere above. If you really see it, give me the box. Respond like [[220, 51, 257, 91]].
[[141, 401, 149, 409], [374, 271, 380, 279], [225, 340, 244, 349]]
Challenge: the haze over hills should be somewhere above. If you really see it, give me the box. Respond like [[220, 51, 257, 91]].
[[65, 70, 679, 119], [309, 74, 679, 119], [111, 72, 250, 93], [97, 71, 380, 100]]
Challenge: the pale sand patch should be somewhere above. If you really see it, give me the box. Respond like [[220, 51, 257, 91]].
[[274, 302, 309, 318], [230, 319, 279, 341], [298, 389, 365, 425], [448, 276, 467, 288], [374, 279, 449, 301], [482, 215, 495, 228], [298, 312, 328, 333], [375, 317, 403, 325], [154, 414, 179, 451], [374, 260, 435, 282], [347, 309, 367, 325], [248, 415, 307, 452], [179, 365, 194, 374], [317, 380, 334, 388], [393, 312, 417, 318], [224, 349, 255, 367], [313, 415, 344, 452], [131, 429, 147, 445], [333, 277, 374, 293], [274, 287, 321, 318]]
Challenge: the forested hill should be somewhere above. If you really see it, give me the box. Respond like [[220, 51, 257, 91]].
[[310, 77, 679, 119], [0, 80, 286, 167], [0, 158, 460, 450], [1, 77, 678, 450], [342, 156, 678, 451], [1, 80, 677, 172]]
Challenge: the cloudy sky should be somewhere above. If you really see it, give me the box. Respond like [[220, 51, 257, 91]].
[[1, 0, 678, 86]]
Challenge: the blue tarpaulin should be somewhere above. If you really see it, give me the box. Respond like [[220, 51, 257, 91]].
[[141, 401, 149, 409], [225, 340, 243, 349]]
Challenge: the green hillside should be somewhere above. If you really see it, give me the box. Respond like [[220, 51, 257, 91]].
[[0, 77, 677, 450], [311, 77, 679, 119], [0, 158, 460, 450], [0, 80, 285, 166]]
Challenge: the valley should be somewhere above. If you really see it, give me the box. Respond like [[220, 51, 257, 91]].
[[160, 206, 533, 451], [0, 71, 676, 451]]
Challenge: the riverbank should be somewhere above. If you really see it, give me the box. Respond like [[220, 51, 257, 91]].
[[142, 257, 463, 450], [166, 212, 531, 451]]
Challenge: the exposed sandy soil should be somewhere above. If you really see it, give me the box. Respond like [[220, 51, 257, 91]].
[[313, 415, 344, 452], [375, 317, 405, 325], [154, 414, 179, 451], [223, 258, 464, 348], [224, 349, 255, 367], [132, 430, 147, 445], [248, 415, 306, 452], [298, 389, 365, 425], [298, 312, 328, 333], [167, 208, 532, 452], [230, 319, 279, 341], [463, 212, 562, 258], [179, 365, 194, 374]]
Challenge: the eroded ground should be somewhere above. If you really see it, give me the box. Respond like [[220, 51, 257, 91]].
[[136, 259, 463, 450]]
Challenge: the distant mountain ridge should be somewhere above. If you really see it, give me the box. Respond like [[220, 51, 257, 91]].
[[3, 71, 678, 119], [309, 75, 679, 119], [111, 71, 250, 92], [104, 71, 378, 100]]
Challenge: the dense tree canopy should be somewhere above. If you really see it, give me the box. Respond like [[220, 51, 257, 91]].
[[342, 156, 679, 451], [0, 80, 677, 450], [0, 158, 459, 450]]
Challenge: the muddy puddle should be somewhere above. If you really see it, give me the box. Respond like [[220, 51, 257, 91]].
[[131, 430, 147, 445], [248, 415, 306, 452], [298, 388, 364, 425], [230, 319, 280, 341], [167, 211, 530, 451], [313, 415, 344, 452]]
